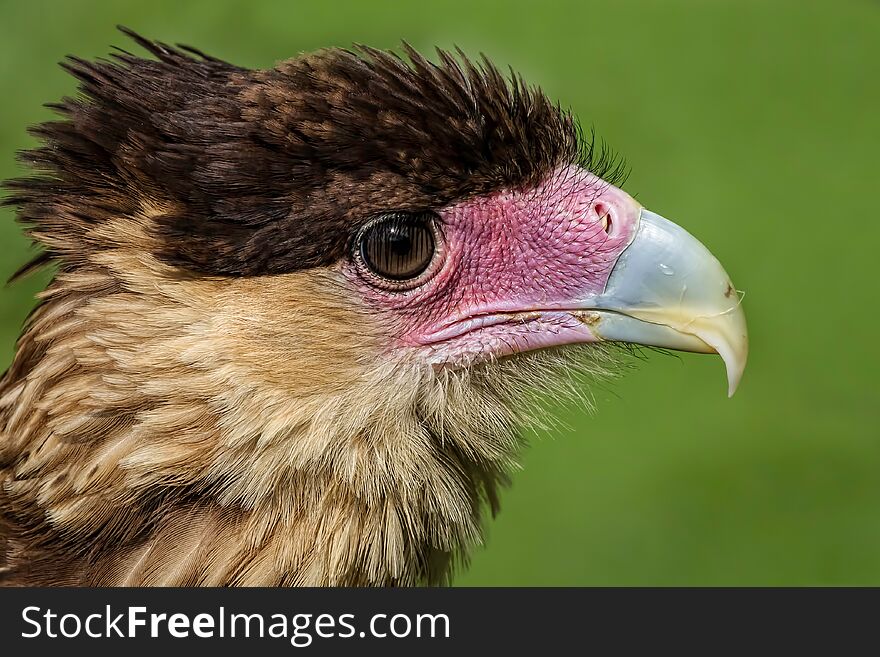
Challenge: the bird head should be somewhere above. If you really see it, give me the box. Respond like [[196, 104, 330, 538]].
[[0, 30, 747, 585]]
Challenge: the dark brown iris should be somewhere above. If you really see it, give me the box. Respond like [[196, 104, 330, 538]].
[[359, 213, 436, 281]]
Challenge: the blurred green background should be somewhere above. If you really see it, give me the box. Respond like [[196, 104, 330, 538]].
[[1, 0, 877, 585]]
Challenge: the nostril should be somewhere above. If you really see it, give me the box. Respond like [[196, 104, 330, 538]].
[[593, 202, 612, 234]]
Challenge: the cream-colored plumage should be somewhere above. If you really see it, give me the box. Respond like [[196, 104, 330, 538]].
[[0, 206, 617, 585]]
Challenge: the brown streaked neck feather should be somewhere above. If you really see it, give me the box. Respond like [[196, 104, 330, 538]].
[[0, 223, 516, 585]]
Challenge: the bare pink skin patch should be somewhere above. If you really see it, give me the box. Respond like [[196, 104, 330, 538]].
[[344, 165, 641, 366]]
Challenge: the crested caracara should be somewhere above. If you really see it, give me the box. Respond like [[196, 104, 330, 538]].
[[0, 30, 747, 586]]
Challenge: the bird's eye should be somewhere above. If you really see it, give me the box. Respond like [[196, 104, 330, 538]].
[[355, 212, 441, 288]]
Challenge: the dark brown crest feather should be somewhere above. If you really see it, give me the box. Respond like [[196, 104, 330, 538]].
[[7, 252, 51, 284], [3, 28, 580, 277]]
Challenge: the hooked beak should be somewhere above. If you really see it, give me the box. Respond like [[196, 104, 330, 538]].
[[580, 208, 748, 396]]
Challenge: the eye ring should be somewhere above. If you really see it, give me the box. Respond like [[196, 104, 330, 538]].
[[352, 211, 445, 291]]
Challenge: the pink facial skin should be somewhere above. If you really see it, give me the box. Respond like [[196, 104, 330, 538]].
[[345, 165, 641, 367]]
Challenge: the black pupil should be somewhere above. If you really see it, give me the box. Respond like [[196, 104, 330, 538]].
[[360, 214, 435, 281]]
